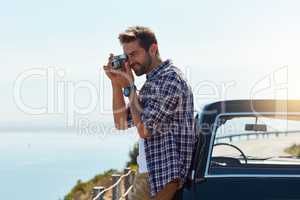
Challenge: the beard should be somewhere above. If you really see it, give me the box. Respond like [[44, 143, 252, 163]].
[[133, 53, 152, 76]]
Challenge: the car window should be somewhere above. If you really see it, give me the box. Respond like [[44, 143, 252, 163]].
[[208, 114, 300, 175]]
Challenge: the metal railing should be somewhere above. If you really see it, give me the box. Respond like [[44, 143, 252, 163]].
[[215, 130, 299, 143], [91, 168, 135, 200]]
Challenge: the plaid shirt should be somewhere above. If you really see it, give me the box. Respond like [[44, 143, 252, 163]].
[[127, 59, 195, 197]]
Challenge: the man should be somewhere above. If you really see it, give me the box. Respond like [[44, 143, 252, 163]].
[[103, 26, 195, 200]]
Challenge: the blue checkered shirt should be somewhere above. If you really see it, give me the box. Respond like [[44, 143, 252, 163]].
[[127, 59, 195, 197]]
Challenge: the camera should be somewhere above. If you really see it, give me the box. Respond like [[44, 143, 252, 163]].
[[111, 54, 128, 70]]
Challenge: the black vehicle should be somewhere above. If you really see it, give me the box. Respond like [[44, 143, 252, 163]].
[[181, 100, 300, 200]]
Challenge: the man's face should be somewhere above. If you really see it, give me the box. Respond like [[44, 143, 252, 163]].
[[122, 40, 152, 76]]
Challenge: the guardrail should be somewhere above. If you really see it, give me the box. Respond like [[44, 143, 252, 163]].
[[91, 168, 135, 200], [215, 130, 299, 143]]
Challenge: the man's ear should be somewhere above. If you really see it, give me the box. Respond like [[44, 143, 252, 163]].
[[149, 44, 158, 56]]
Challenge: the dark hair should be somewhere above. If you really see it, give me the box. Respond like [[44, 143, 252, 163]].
[[118, 26, 158, 53]]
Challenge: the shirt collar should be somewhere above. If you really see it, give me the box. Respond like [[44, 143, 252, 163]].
[[146, 59, 171, 80]]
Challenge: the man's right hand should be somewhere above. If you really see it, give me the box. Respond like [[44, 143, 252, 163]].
[[103, 53, 133, 88]]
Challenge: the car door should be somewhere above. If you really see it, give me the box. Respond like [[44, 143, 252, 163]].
[[182, 177, 300, 200], [182, 177, 263, 200]]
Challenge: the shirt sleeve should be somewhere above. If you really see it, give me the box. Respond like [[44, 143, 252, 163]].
[[140, 76, 182, 136]]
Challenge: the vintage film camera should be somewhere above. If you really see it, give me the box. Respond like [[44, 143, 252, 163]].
[[111, 54, 128, 70]]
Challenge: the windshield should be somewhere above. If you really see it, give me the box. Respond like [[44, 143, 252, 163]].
[[211, 114, 300, 166]]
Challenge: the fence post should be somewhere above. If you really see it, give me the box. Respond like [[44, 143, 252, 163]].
[[92, 186, 105, 200], [124, 168, 132, 200], [112, 174, 121, 200], [129, 169, 135, 186]]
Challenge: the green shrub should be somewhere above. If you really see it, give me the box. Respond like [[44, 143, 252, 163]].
[[285, 144, 300, 157], [126, 142, 138, 167]]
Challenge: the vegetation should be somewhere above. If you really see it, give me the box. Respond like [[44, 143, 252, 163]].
[[284, 144, 300, 157], [126, 142, 138, 167], [64, 169, 118, 200], [64, 142, 138, 200]]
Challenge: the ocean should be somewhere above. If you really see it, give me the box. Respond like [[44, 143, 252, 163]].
[[0, 130, 138, 200]]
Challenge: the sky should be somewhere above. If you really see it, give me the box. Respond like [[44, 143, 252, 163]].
[[1, 0, 300, 130]]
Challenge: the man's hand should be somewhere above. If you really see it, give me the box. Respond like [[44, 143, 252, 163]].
[[103, 54, 134, 88]]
